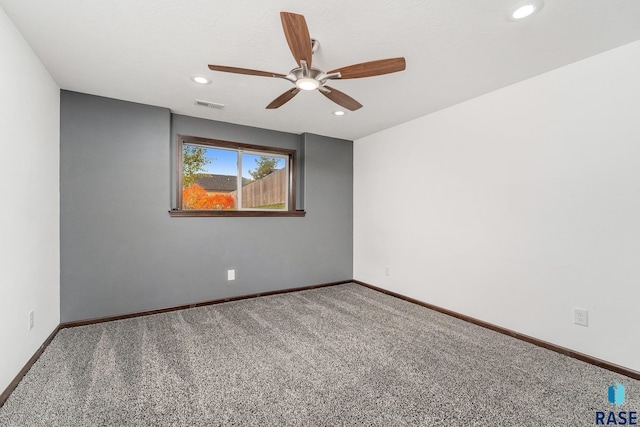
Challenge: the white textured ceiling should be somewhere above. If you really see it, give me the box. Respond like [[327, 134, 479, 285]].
[[2, 0, 640, 140]]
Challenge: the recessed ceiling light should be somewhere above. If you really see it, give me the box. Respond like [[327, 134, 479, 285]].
[[512, 5, 535, 19], [508, 0, 544, 21], [333, 110, 345, 116], [190, 75, 211, 85]]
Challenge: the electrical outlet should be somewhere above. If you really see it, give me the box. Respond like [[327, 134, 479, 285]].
[[385, 266, 390, 276], [28, 310, 34, 330], [227, 269, 235, 281], [573, 307, 588, 327]]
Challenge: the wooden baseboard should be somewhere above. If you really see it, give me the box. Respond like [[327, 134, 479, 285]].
[[59, 280, 351, 329], [353, 280, 640, 381], [0, 325, 60, 408]]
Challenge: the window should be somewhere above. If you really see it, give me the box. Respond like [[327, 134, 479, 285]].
[[170, 135, 304, 217]]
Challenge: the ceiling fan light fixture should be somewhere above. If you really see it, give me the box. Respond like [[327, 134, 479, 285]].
[[333, 110, 345, 116], [295, 78, 320, 91]]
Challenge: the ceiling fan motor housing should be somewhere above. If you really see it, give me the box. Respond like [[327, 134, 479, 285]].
[[287, 66, 327, 90]]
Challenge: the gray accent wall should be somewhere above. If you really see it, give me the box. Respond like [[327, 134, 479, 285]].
[[60, 91, 353, 322]]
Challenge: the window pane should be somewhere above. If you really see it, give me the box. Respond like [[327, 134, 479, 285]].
[[241, 153, 287, 210], [176, 136, 297, 215], [182, 145, 237, 210]]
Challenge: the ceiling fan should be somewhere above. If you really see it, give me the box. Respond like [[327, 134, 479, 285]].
[[208, 12, 406, 111]]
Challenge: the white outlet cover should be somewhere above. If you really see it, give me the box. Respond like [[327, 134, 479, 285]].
[[573, 307, 588, 327], [227, 269, 235, 281]]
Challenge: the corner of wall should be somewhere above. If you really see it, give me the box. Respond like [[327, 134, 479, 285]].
[[0, 6, 61, 393]]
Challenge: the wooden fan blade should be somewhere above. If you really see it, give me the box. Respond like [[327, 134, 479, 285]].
[[280, 12, 313, 67], [266, 88, 300, 109], [321, 86, 363, 111], [208, 64, 285, 78], [328, 57, 406, 79]]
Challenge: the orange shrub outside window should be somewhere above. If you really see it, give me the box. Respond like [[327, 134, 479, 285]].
[[182, 184, 235, 210]]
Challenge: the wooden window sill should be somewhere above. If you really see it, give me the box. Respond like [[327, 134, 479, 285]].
[[168, 210, 306, 218]]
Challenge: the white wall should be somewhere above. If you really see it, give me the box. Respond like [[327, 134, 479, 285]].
[[354, 40, 640, 372], [0, 6, 60, 393]]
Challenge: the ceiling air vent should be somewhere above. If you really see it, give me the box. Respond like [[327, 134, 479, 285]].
[[194, 99, 225, 109]]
